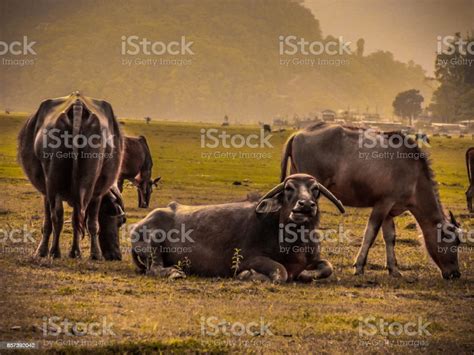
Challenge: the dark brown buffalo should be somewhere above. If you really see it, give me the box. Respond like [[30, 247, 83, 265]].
[[465, 147, 474, 212], [97, 185, 126, 261], [18, 93, 123, 259], [118, 136, 160, 208], [131, 174, 345, 282], [281, 123, 461, 279]]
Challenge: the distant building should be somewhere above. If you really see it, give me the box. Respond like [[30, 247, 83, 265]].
[[321, 109, 336, 121], [362, 113, 380, 121], [273, 118, 288, 127], [296, 117, 322, 129]]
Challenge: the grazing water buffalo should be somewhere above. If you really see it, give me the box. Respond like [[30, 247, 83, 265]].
[[97, 186, 126, 261], [118, 135, 160, 208], [281, 123, 461, 279], [465, 147, 474, 212], [131, 174, 345, 282], [18, 93, 123, 259]]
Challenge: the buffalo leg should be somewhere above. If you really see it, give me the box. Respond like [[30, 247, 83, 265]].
[[382, 216, 401, 277], [353, 203, 392, 275], [69, 206, 83, 259], [35, 196, 52, 257], [297, 260, 334, 282], [147, 246, 185, 279], [86, 197, 103, 260], [48, 195, 63, 258], [466, 184, 474, 212], [117, 178, 124, 192], [239, 256, 288, 283]]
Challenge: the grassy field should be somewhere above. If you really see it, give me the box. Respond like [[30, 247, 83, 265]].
[[0, 114, 473, 353]]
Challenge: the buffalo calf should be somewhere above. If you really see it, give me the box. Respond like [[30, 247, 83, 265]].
[[131, 174, 344, 282]]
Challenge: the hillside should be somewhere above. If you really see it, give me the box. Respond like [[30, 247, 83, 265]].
[[0, 0, 433, 121]]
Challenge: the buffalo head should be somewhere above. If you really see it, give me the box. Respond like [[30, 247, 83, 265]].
[[255, 173, 345, 224], [432, 211, 462, 279], [134, 176, 161, 208], [98, 186, 126, 260]]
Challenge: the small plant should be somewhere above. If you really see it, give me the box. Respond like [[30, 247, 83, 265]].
[[175, 256, 191, 274], [231, 248, 243, 278]]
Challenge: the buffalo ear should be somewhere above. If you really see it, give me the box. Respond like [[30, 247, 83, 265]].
[[255, 195, 282, 214], [449, 211, 460, 227], [152, 177, 161, 187]]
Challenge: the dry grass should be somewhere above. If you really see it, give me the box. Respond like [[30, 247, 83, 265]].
[[0, 114, 473, 353]]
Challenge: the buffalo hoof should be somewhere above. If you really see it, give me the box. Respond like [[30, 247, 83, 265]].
[[353, 266, 364, 276], [49, 249, 61, 259], [388, 269, 402, 278], [34, 244, 49, 258], [442, 270, 461, 280], [169, 269, 186, 280], [269, 269, 288, 284], [237, 269, 271, 282], [89, 251, 103, 261], [102, 252, 122, 261], [147, 266, 186, 279], [69, 248, 82, 259]]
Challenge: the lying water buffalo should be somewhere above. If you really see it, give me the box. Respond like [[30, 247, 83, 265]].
[[131, 174, 345, 282], [465, 147, 474, 212], [281, 123, 461, 279], [98, 186, 126, 260], [118, 135, 160, 208], [18, 93, 123, 259]]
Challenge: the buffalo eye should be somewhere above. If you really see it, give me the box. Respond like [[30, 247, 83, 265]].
[[311, 187, 320, 198]]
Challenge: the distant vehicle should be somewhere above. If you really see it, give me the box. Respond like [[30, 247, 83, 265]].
[[358, 121, 413, 133], [459, 120, 474, 132], [321, 109, 336, 121], [432, 123, 467, 134]]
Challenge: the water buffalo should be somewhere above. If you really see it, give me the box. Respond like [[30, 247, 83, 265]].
[[118, 135, 160, 208], [97, 186, 126, 261], [281, 123, 461, 279], [18, 92, 123, 259], [131, 174, 345, 282], [465, 147, 474, 212]]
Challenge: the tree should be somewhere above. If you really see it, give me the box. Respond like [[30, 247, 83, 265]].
[[430, 32, 474, 122], [144, 116, 151, 124], [392, 89, 424, 126], [356, 38, 365, 57]]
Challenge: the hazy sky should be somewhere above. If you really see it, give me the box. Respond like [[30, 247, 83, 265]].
[[304, 0, 473, 75]]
